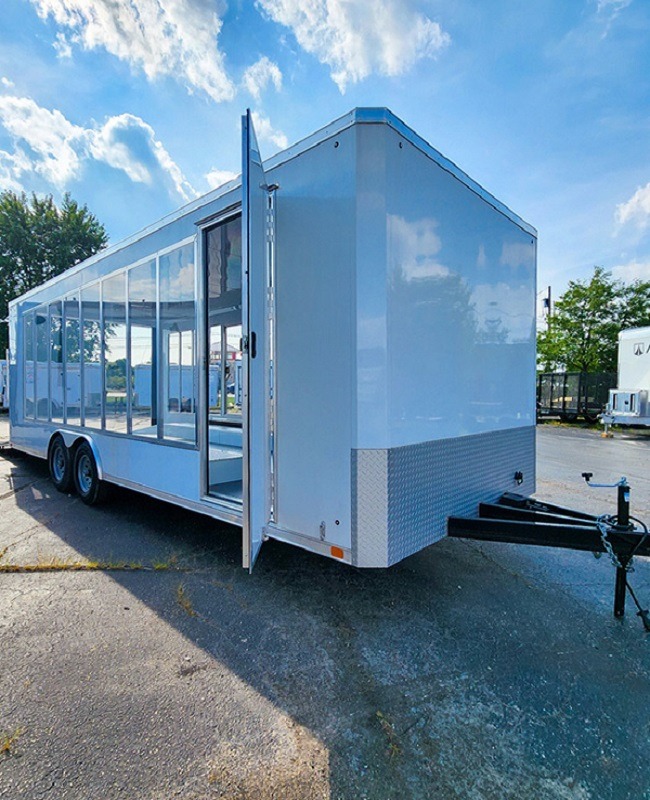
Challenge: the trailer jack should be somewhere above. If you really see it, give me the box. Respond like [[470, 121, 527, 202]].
[[448, 476, 650, 631]]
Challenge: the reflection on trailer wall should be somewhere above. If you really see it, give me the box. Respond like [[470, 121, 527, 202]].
[[20, 238, 197, 445]]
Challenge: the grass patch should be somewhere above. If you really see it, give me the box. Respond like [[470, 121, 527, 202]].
[[0, 553, 192, 573], [153, 553, 179, 571], [376, 710, 401, 758], [176, 583, 197, 617], [0, 555, 145, 573], [0, 727, 24, 755]]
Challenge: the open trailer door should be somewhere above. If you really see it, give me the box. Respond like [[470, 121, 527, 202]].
[[241, 109, 273, 571]]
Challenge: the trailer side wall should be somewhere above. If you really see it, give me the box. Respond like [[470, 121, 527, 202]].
[[352, 123, 537, 566], [618, 327, 650, 390]]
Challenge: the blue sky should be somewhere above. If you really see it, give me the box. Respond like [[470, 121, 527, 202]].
[[0, 0, 649, 309]]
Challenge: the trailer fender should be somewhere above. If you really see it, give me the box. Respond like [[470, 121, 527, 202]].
[[51, 430, 104, 481]]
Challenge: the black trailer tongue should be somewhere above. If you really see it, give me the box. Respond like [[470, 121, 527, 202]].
[[448, 475, 650, 631]]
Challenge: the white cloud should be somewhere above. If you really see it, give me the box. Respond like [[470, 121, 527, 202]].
[[29, 0, 235, 102], [205, 168, 238, 190], [0, 95, 85, 187], [616, 183, 650, 229], [595, 0, 633, 36], [256, 0, 450, 92], [597, 0, 633, 15], [53, 32, 72, 59], [0, 94, 196, 200], [472, 283, 534, 343], [388, 215, 450, 281], [500, 241, 534, 269], [0, 149, 31, 192], [242, 56, 283, 100], [611, 260, 650, 282], [1, 77, 14, 88], [89, 113, 197, 201], [251, 111, 288, 151]]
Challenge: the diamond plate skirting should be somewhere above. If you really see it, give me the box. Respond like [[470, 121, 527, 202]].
[[352, 426, 536, 567]]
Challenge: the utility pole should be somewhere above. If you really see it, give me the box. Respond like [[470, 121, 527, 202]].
[[543, 285, 551, 329]]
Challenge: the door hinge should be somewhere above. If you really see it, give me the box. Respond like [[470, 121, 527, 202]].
[[265, 207, 274, 244]]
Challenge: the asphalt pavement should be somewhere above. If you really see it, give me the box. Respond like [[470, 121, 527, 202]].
[[0, 418, 648, 800]]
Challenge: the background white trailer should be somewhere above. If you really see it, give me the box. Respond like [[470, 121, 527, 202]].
[[0, 359, 7, 410], [7, 108, 537, 569], [603, 326, 650, 427]]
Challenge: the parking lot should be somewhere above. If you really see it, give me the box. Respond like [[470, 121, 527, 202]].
[[0, 419, 648, 800]]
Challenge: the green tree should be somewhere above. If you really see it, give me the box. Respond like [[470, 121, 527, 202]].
[[0, 191, 107, 353], [537, 266, 650, 373]]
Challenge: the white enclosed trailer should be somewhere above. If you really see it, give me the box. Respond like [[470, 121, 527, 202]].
[[602, 326, 650, 428], [7, 109, 537, 569]]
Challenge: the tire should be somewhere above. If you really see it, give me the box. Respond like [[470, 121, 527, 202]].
[[560, 412, 578, 423], [583, 412, 599, 425], [48, 435, 74, 493], [73, 441, 110, 505]]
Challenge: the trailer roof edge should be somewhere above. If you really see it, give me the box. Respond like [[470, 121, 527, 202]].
[[263, 107, 536, 238], [358, 108, 537, 239], [619, 325, 650, 339]]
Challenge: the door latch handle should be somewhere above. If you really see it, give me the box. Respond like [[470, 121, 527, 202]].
[[242, 333, 257, 358]]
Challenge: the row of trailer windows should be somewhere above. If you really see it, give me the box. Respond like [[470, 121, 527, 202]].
[[22, 241, 198, 445]]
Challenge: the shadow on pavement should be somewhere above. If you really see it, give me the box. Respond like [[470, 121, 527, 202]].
[[2, 448, 650, 799]]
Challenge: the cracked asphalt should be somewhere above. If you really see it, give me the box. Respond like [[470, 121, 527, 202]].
[[0, 417, 649, 800]]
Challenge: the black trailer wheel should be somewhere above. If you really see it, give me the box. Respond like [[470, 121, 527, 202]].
[[73, 441, 109, 505], [560, 412, 578, 423], [48, 435, 74, 493], [583, 412, 599, 425]]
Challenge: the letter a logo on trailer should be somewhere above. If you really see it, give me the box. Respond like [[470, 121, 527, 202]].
[[634, 343, 644, 356], [241, 110, 272, 572]]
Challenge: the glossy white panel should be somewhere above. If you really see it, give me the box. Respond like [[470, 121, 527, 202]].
[[9, 423, 203, 502], [355, 125, 536, 449], [355, 124, 388, 445], [617, 326, 650, 390], [270, 126, 356, 550]]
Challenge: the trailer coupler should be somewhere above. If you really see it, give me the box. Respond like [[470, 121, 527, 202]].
[[448, 479, 650, 631]]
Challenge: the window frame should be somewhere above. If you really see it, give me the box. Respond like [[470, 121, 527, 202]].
[[204, 213, 243, 426]]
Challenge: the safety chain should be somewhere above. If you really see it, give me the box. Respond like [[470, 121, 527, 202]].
[[596, 515, 633, 572]]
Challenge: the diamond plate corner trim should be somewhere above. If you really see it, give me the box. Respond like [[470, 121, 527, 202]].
[[386, 426, 536, 566], [352, 449, 389, 567]]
